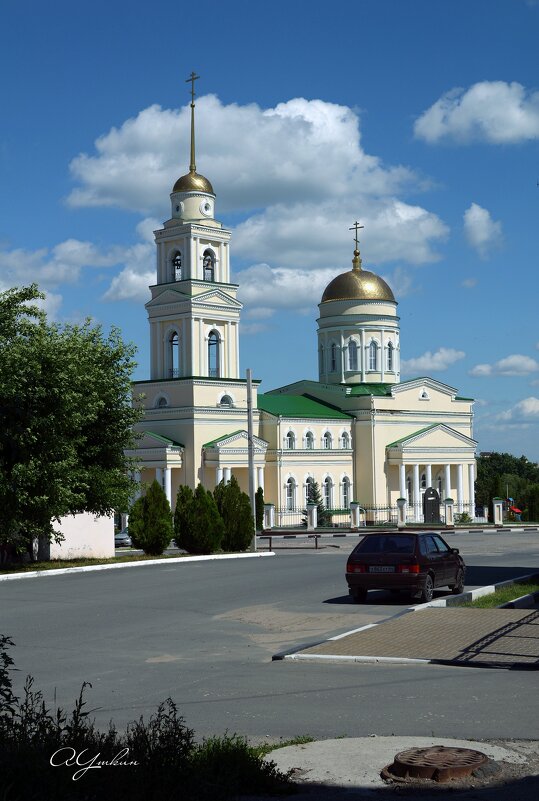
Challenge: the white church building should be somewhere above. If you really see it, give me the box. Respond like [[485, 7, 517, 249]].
[[128, 85, 477, 526]]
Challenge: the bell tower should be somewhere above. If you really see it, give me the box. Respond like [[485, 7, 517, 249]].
[[147, 73, 242, 381]]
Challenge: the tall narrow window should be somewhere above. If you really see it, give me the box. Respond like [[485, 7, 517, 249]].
[[407, 477, 412, 504], [286, 478, 296, 511], [369, 341, 378, 371], [323, 477, 332, 508], [172, 251, 182, 281], [330, 343, 337, 372], [421, 473, 427, 490], [322, 432, 332, 450], [305, 476, 314, 505], [285, 431, 295, 449], [348, 340, 358, 371], [342, 477, 350, 509], [208, 331, 220, 378], [319, 345, 324, 374], [387, 341, 394, 371], [170, 332, 180, 378], [203, 249, 215, 282], [305, 431, 314, 450], [340, 432, 350, 449]]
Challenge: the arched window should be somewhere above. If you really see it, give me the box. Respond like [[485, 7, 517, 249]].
[[342, 477, 350, 508], [387, 341, 394, 371], [348, 340, 358, 371], [203, 249, 215, 282], [208, 330, 220, 378], [286, 477, 296, 511], [156, 396, 168, 408], [305, 431, 314, 450], [305, 476, 315, 505], [319, 345, 324, 373], [340, 432, 350, 449], [170, 332, 180, 378], [285, 431, 295, 449], [172, 251, 182, 281], [323, 477, 332, 508], [421, 473, 427, 490], [322, 431, 332, 450], [330, 343, 337, 372], [220, 395, 233, 407], [369, 341, 378, 371]]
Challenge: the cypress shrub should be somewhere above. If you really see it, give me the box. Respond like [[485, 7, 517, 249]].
[[173, 484, 194, 549], [305, 480, 331, 527], [255, 486, 264, 531], [180, 484, 224, 554], [129, 480, 173, 555], [214, 476, 254, 552]]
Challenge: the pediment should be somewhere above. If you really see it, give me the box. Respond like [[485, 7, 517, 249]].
[[387, 424, 477, 452], [191, 288, 243, 309], [135, 431, 184, 451], [204, 430, 268, 451], [145, 288, 190, 308], [391, 377, 458, 399]]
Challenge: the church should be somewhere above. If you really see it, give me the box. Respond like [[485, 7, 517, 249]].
[[128, 83, 477, 526]]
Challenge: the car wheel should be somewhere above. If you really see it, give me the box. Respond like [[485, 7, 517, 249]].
[[351, 588, 367, 603], [419, 574, 434, 603], [450, 568, 465, 595]]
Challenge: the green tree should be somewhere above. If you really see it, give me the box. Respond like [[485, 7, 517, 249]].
[[305, 480, 331, 527], [128, 481, 173, 555], [173, 484, 194, 548], [475, 452, 539, 505], [255, 486, 265, 531], [213, 476, 254, 552], [0, 284, 142, 558], [178, 484, 224, 554]]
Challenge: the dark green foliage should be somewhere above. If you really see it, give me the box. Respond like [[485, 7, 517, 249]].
[[178, 484, 224, 554], [0, 284, 142, 559], [129, 481, 173, 555], [173, 484, 194, 548], [0, 638, 292, 800], [213, 476, 254, 551], [255, 486, 265, 530], [476, 452, 539, 521], [305, 480, 331, 527]]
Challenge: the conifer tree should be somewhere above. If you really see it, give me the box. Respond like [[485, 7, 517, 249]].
[[173, 485, 194, 549], [129, 480, 173, 555], [181, 484, 224, 554], [255, 486, 264, 531], [213, 476, 254, 552], [305, 480, 331, 527]]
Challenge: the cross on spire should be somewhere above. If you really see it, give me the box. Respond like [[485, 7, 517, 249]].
[[349, 221, 364, 251], [185, 71, 200, 173]]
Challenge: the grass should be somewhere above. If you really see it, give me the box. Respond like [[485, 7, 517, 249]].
[[251, 735, 315, 758], [0, 552, 188, 574], [457, 579, 539, 608]]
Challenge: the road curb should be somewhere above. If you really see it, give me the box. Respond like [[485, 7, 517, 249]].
[[0, 551, 275, 582]]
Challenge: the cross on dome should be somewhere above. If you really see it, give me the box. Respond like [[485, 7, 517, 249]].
[[349, 221, 364, 271]]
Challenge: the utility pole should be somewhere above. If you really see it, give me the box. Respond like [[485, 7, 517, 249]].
[[246, 368, 257, 551]]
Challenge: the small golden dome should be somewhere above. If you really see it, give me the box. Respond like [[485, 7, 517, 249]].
[[321, 269, 395, 303], [173, 170, 214, 195]]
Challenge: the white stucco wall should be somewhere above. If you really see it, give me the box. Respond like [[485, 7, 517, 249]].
[[49, 512, 115, 559]]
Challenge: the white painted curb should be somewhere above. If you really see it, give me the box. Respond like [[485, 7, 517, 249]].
[[0, 551, 275, 582]]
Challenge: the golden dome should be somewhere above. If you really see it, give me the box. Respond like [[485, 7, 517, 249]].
[[321, 268, 396, 303], [173, 170, 214, 195]]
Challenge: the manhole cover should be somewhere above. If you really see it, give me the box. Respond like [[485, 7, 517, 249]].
[[382, 745, 489, 783]]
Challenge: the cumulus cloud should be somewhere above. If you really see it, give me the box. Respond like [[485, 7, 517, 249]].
[[463, 203, 502, 258], [235, 263, 336, 311], [414, 81, 539, 144], [401, 347, 465, 373], [469, 354, 539, 377], [461, 278, 478, 288], [498, 397, 539, 421]]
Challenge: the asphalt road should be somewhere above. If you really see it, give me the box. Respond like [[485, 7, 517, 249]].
[[1, 531, 538, 742]]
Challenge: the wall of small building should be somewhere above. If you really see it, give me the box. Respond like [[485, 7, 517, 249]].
[[41, 513, 115, 560]]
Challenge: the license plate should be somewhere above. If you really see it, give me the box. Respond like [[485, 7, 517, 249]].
[[369, 565, 395, 573]]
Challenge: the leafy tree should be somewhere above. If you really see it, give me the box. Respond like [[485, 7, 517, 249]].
[[0, 284, 142, 558], [304, 480, 331, 527], [173, 484, 194, 548], [213, 476, 254, 552], [178, 484, 224, 554], [475, 452, 539, 505], [128, 481, 173, 555], [255, 486, 264, 531]]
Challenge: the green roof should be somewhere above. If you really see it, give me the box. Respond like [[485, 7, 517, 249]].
[[203, 430, 245, 448], [257, 394, 351, 419], [386, 424, 438, 448], [146, 431, 184, 447]]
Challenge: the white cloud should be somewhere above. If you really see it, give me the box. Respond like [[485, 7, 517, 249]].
[[463, 203, 502, 258], [414, 81, 539, 144], [469, 354, 539, 377], [498, 397, 539, 421], [401, 347, 465, 373], [461, 278, 478, 288], [235, 263, 336, 311]]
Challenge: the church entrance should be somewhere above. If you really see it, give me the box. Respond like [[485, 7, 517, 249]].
[[423, 487, 441, 524]]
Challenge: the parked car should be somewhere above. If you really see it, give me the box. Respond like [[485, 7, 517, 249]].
[[345, 531, 465, 603], [114, 528, 132, 548]]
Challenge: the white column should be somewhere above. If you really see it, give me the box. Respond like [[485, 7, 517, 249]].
[[156, 467, 163, 487], [226, 321, 231, 379], [216, 467, 223, 485], [457, 463, 464, 512], [257, 467, 264, 492], [381, 330, 385, 381], [399, 463, 406, 498], [223, 467, 231, 484], [324, 332, 329, 382], [199, 318, 204, 376], [190, 317, 195, 376], [340, 333, 345, 383], [425, 464, 432, 489], [360, 329, 365, 382], [468, 463, 475, 514], [445, 464, 451, 499], [164, 468, 172, 506], [234, 322, 239, 378], [413, 464, 420, 520]]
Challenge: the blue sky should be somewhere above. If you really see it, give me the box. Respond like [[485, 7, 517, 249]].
[[1, 0, 538, 459]]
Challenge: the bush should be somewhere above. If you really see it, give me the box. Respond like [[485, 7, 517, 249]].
[[177, 484, 224, 554], [214, 477, 254, 552], [173, 484, 194, 548], [304, 480, 331, 527], [255, 486, 265, 531], [454, 512, 472, 526], [128, 481, 173, 555]]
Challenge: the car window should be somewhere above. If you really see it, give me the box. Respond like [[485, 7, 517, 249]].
[[432, 535, 450, 553], [425, 535, 440, 554], [354, 535, 415, 555]]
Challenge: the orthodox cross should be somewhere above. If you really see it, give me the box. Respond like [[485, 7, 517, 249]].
[[349, 221, 364, 250], [186, 71, 200, 106], [185, 72, 200, 173]]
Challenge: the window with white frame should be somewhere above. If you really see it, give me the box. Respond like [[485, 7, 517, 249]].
[[340, 431, 350, 449], [305, 431, 314, 449], [330, 343, 337, 372], [305, 476, 314, 505], [341, 477, 350, 508], [348, 340, 358, 371], [387, 341, 394, 371], [172, 251, 182, 281], [322, 431, 332, 449], [156, 396, 168, 408], [203, 249, 215, 281], [286, 477, 296, 510], [220, 395, 233, 407], [208, 330, 220, 378], [285, 431, 295, 449], [369, 341, 378, 370], [323, 477, 332, 508]]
